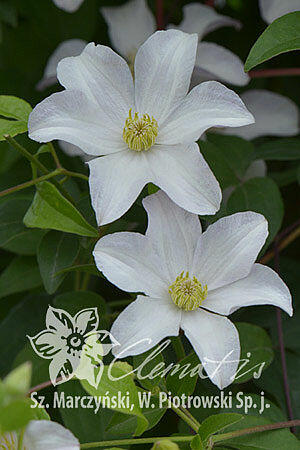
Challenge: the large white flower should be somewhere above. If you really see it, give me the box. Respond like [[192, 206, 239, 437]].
[[102, 0, 249, 86], [0, 420, 79, 449], [93, 191, 292, 389], [221, 89, 299, 140], [29, 30, 254, 225], [259, 0, 300, 23], [52, 0, 84, 13]]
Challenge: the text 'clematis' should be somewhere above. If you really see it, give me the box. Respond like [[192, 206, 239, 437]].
[[93, 191, 292, 389], [29, 30, 254, 225]]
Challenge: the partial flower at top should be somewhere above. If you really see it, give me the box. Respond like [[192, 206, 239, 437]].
[[101, 0, 250, 86], [0, 420, 79, 450], [93, 191, 292, 389], [37, 39, 87, 91], [29, 30, 254, 225], [52, 0, 84, 13], [259, 0, 300, 23], [220, 89, 299, 140]]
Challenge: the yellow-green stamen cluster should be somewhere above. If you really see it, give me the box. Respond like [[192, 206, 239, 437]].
[[169, 271, 208, 311], [123, 109, 158, 152], [0, 432, 20, 450]]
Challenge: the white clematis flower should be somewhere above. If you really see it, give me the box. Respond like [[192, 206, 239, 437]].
[[221, 89, 299, 140], [101, 0, 249, 86], [29, 30, 254, 225], [223, 159, 267, 203], [93, 191, 292, 389], [0, 420, 79, 449], [259, 0, 300, 23], [52, 0, 84, 13]]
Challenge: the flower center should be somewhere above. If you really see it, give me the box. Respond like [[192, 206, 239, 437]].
[[123, 109, 158, 152], [169, 271, 208, 311], [0, 432, 23, 450]]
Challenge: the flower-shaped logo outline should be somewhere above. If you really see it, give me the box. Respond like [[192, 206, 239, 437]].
[[28, 306, 119, 387]]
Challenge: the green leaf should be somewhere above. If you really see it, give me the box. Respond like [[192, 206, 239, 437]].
[[0, 1, 17, 27], [0, 195, 45, 255], [81, 364, 148, 436], [255, 139, 300, 161], [37, 231, 79, 294], [23, 181, 98, 237], [106, 392, 166, 435], [148, 183, 159, 195], [220, 415, 300, 449], [227, 177, 284, 249], [190, 435, 204, 449], [200, 135, 255, 189], [0, 398, 36, 432], [199, 413, 243, 443], [166, 352, 199, 398], [234, 323, 274, 384], [0, 256, 42, 300], [54, 290, 106, 317], [3, 362, 31, 396], [0, 96, 32, 140], [245, 12, 300, 71], [54, 263, 101, 277], [133, 345, 165, 390]]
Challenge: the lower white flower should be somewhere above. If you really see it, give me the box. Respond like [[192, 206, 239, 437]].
[[259, 0, 300, 23], [52, 0, 84, 13], [93, 191, 292, 390], [0, 420, 79, 449], [221, 89, 299, 139]]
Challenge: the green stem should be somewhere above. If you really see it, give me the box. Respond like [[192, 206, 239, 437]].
[[0, 169, 61, 197], [81, 272, 91, 291], [210, 419, 300, 446], [5, 135, 74, 204], [61, 168, 89, 181], [171, 336, 186, 360], [171, 404, 199, 432], [80, 435, 193, 448], [48, 142, 61, 168]]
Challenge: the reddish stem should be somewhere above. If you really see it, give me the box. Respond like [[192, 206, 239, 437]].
[[274, 237, 295, 433], [249, 68, 300, 78], [205, 0, 215, 6], [156, 0, 164, 30]]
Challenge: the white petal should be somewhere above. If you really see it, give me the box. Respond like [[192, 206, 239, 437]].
[[181, 309, 240, 389], [170, 3, 241, 40], [24, 420, 79, 449], [142, 190, 201, 283], [192, 212, 268, 290], [144, 143, 221, 215], [204, 263, 293, 316], [244, 159, 267, 180], [259, 0, 300, 23], [134, 30, 198, 122], [58, 140, 92, 161], [193, 42, 249, 87], [88, 150, 149, 225], [53, 0, 84, 13], [57, 42, 134, 127], [111, 295, 181, 358], [101, 0, 155, 60], [159, 81, 254, 144], [93, 232, 168, 297], [222, 89, 299, 140], [28, 90, 126, 156], [37, 39, 87, 90]]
